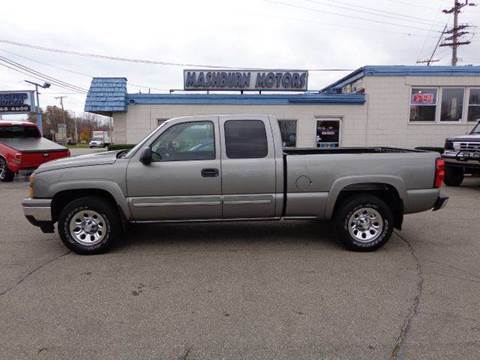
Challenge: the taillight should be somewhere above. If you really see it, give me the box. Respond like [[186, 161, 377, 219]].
[[13, 153, 22, 164], [434, 158, 445, 188]]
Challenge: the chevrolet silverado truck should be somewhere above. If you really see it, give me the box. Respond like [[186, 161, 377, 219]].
[[22, 115, 448, 254], [0, 121, 70, 182], [442, 120, 480, 186]]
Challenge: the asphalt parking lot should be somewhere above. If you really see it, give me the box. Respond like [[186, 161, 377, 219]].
[[1, 149, 480, 359]]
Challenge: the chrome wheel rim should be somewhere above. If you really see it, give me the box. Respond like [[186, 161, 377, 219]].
[[69, 210, 107, 246], [348, 207, 384, 243]]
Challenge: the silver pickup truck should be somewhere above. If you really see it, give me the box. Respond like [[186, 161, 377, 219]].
[[22, 115, 448, 254]]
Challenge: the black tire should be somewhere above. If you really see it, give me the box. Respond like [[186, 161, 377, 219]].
[[444, 166, 464, 187], [58, 196, 122, 255], [333, 194, 394, 252], [0, 157, 15, 182]]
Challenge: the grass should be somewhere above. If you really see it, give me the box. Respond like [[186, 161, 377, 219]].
[[66, 143, 90, 149]]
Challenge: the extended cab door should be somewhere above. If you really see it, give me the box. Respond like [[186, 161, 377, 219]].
[[219, 115, 278, 218], [126, 117, 222, 220]]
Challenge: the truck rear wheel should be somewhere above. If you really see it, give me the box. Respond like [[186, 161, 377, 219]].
[[58, 196, 121, 255], [444, 166, 464, 187], [334, 194, 394, 252], [0, 157, 15, 182]]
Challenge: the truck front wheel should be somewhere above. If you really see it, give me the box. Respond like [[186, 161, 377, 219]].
[[334, 194, 394, 252], [444, 166, 464, 187], [58, 196, 122, 255], [0, 157, 15, 182]]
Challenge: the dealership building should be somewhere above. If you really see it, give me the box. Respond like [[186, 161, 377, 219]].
[[85, 65, 480, 148]]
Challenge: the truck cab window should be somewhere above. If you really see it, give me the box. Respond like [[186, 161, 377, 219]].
[[224, 120, 268, 159], [0, 125, 40, 138], [150, 121, 215, 161]]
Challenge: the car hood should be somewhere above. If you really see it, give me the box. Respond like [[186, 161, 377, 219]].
[[35, 150, 120, 173], [447, 134, 480, 142]]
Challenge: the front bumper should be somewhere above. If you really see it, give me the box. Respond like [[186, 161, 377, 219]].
[[433, 195, 449, 211], [22, 198, 54, 233]]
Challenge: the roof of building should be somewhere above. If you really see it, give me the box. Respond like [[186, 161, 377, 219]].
[[322, 65, 480, 93], [84, 77, 365, 114], [126, 93, 365, 106], [84, 77, 128, 115]]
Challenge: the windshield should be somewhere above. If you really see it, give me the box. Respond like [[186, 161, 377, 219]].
[[471, 122, 480, 135], [0, 125, 40, 138], [91, 137, 102, 141]]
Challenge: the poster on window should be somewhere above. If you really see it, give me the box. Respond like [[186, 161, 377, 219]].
[[316, 121, 340, 148]]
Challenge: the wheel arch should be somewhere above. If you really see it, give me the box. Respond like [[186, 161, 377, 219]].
[[327, 179, 405, 230], [50, 183, 130, 223]]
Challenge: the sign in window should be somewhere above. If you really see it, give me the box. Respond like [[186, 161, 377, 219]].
[[410, 88, 437, 121]]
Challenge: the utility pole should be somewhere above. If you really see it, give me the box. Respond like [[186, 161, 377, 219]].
[[440, 0, 476, 66], [55, 96, 69, 140]]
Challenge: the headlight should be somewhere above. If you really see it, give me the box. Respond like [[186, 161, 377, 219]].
[[28, 174, 35, 198]]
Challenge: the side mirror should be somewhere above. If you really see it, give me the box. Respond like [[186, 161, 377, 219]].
[[139, 147, 153, 165]]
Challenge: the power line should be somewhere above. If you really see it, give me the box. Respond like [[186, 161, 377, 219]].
[[0, 56, 87, 93], [0, 39, 356, 72], [301, 0, 445, 27], [382, 0, 439, 10], [0, 47, 172, 92], [263, 0, 445, 33], [0, 39, 246, 69]]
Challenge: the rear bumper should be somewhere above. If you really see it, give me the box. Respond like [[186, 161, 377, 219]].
[[433, 195, 449, 211]]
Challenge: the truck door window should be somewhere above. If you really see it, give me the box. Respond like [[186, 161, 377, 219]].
[[224, 120, 268, 159], [150, 121, 215, 161]]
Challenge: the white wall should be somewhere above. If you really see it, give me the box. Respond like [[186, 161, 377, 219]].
[[115, 103, 367, 147], [364, 76, 480, 147], [111, 74, 480, 148]]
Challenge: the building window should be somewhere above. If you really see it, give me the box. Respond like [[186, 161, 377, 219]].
[[468, 89, 480, 122], [278, 120, 297, 147], [410, 88, 437, 122], [441, 88, 464, 122], [224, 120, 268, 159]]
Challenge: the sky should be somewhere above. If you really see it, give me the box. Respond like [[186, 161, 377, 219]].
[[0, 0, 479, 115]]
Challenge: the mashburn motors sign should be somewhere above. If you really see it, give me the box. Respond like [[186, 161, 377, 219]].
[[184, 69, 308, 91], [0, 91, 35, 114]]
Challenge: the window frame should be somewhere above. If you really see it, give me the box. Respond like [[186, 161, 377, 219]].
[[467, 87, 480, 122], [407, 86, 480, 125], [409, 87, 438, 123], [224, 119, 269, 159], [440, 87, 465, 123], [149, 120, 216, 162]]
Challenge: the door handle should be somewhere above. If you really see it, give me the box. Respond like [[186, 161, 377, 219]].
[[201, 168, 219, 177]]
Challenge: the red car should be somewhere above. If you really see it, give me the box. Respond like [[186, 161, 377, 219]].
[[0, 121, 70, 182]]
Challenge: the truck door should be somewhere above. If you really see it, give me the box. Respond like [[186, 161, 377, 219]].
[[219, 116, 277, 218], [126, 117, 222, 220]]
